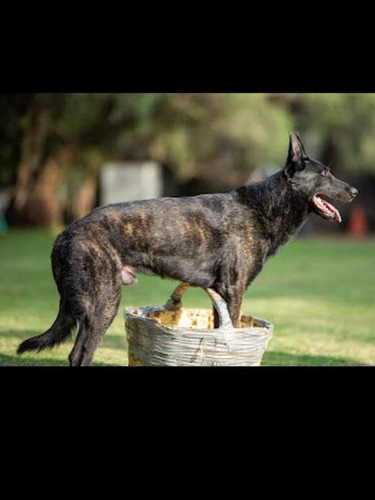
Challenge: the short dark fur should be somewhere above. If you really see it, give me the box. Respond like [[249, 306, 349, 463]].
[[17, 133, 358, 366]]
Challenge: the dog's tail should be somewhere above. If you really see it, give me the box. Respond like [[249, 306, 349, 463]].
[[17, 301, 77, 355]]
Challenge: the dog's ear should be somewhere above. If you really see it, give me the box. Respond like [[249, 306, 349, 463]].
[[287, 132, 308, 164], [295, 133, 308, 160], [285, 132, 308, 177]]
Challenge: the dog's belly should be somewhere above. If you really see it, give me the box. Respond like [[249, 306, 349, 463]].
[[125, 252, 217, 289]]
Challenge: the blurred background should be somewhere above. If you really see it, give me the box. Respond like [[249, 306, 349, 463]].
[[0, 92, 373, 236], [1, 93, 374, 366]]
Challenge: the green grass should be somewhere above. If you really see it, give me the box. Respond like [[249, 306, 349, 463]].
[[0, 229, 374, 366]]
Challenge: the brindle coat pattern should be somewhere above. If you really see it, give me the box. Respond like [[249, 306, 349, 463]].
[[17, 133, 358, 366]]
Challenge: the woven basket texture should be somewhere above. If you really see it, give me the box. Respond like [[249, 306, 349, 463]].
[[125, 283, 273, 366]]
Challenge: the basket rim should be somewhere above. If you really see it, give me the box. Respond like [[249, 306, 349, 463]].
[[124, 305, 273, 337]]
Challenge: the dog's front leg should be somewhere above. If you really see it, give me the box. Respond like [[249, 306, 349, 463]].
[[214, 252, 266, 328], [213, 282, 245, 329], [226, 290, 243, 328]]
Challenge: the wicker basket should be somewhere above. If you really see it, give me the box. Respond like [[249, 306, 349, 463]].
[[124, 282, 273, 366]]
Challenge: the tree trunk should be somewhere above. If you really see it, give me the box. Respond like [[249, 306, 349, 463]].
[[65, 170, 98, 223], [8, 143, 79, 227], [13, 95, 52, 212]]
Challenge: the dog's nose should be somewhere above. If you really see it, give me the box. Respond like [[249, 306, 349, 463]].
[[350, 187, 359, 198]]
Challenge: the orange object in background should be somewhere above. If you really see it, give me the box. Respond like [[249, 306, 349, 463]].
[[347, 205, 369, 237]]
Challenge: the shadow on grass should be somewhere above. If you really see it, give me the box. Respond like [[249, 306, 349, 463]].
[[1, 329, 366, 367], [0, 352, 69, 366], [6, 328, 127, 353], [0, 350, 367, 367], [0, 352, 119, 367], [262, 350, 366, 366]]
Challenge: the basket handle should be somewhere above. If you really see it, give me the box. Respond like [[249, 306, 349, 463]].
[[164, 282, 234, 331]]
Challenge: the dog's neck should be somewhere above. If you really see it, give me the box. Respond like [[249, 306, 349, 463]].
[[235, 170, 310, 255]]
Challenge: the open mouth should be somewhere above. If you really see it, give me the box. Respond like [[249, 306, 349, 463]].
[[312, 194, 342, 223]]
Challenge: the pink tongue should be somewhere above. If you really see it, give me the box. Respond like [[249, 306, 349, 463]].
[[324, 200, 342, 223]]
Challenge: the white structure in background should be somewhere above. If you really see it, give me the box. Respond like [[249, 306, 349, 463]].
[[100, 161, 163, 206]]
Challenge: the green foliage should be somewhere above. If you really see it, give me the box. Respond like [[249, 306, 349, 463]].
[[56, 93, 109, 139], [2, 93, 375, 194], [0, 93, 34, 185], [112, 93, 293, 182], [293, 93, 375, 171], [214, 93, 293, 168]]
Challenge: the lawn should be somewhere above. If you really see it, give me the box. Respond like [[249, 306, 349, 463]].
[[0, 229, 374, 366]]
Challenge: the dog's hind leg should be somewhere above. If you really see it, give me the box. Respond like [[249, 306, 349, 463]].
[[69, 287, 122, 366]]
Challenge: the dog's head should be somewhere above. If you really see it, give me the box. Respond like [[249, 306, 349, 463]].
[[284, 132, 358, 222]]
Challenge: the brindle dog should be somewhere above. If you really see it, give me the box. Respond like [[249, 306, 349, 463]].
[[17, 133, 358, 366]]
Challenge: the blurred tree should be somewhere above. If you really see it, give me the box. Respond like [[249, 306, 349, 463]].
[[3, 92, 375, 228], [5, 93, 171, 225], [6, 93, 117, 226], [279, 93, 375, 172], [5, 92, 294, 226], [113, 93, 293, 189], [0, 93, 35, 186]]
